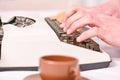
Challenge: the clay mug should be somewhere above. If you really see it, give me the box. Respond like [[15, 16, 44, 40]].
[[39, 55, 81, 80]]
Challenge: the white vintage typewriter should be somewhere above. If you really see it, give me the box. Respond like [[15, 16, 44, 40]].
[[0, 12, 111, 71]]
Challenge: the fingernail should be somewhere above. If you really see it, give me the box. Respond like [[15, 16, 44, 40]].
[[63, 28, 67, 32], [76, 37, 82, 42], [67, 29, 71, 34]]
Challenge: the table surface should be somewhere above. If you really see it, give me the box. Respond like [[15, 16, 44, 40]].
[[0, 10, 120, 80]]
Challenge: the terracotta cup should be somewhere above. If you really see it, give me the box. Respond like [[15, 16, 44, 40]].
[[39, 55, 81, 80]]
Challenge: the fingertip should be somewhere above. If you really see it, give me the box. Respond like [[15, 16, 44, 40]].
[[60, 23, 65, 28], [67, 29, 71, 34], [60, 23, 63, 28], [76, 37, 83, 42], [63, 27, 67, 32], [76, 27, 97, 42]]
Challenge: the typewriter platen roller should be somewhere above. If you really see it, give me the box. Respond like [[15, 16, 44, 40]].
[[45, 17, 101, 52]]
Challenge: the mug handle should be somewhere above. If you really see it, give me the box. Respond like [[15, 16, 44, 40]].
[[69, 67, 81, 80]]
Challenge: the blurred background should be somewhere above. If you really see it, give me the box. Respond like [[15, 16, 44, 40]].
[[0, 0, 108, 11]]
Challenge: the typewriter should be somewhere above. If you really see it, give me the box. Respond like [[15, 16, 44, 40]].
[[0, 12, 111, 71]]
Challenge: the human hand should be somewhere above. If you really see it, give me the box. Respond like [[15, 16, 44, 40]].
[[79, 14, 120, 48], [61, 12, 120, 48], [89, 0, 120, 18], [60, 0, 120, 48], [60, 0, 120, 31]]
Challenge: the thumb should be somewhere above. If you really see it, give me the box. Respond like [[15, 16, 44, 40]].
[[76, 27, 98, 42]]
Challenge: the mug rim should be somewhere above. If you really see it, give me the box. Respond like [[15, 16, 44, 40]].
[[40, 55, 78, 64]]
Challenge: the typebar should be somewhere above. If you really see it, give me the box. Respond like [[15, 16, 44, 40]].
[[45, 17, 101, 52]]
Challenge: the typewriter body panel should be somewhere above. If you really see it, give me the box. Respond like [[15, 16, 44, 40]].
[[0, 12, 111, 71]]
